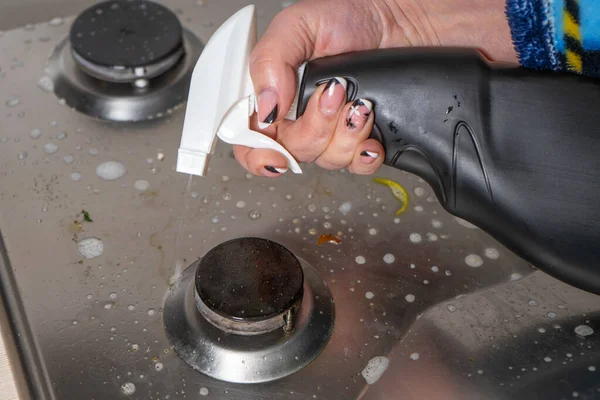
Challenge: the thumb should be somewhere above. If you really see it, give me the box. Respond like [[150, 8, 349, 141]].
[[250, 4, 317, 129]]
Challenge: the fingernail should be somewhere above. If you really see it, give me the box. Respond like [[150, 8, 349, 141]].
[[360, 150, 379, 164], [257, 88, 278, 129], [346, 99, 373, 130], [264, 165, 288, 174], [319, 77, 347, 116]]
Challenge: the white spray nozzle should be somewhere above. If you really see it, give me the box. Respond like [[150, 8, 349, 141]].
[[176, 5, 302, 177]]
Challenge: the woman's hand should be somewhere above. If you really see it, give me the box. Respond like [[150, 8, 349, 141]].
[[234, 0, 517, 177]]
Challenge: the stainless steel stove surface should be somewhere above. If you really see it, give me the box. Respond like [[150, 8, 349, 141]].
[[0, 1, 599, 400]]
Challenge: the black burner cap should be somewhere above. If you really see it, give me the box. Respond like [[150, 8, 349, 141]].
[[195, 238, 304, 321], [70, 0, 183, 68]]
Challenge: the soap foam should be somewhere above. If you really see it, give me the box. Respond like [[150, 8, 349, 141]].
[[361, 356, 389, 385], [96, 161, 126, 181], [78, 237, 104, 259]]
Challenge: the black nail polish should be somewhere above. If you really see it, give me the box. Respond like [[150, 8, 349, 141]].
[[262, 104, 278, 125], [323, 78, 339, 92], [264, 165, 280, 174]]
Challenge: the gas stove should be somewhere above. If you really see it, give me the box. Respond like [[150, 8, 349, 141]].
[[0, 1, 599, 400]]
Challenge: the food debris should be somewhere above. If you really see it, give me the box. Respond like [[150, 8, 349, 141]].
[[374, 178, 408, 215], [81, 210, 93, 222], [317, 233, 342, 246]]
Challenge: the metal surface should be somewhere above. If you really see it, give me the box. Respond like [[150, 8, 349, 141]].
[[47, 25, 202, 122], [0, 1, 598, 399], [165, 257, 334, 383]]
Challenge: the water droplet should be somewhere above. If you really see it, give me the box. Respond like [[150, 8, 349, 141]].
[[70, 172, 82, 182], [528, 299, 539, 307], [148, 308, 156, 316], [484, 248, 500, 259], [414, 205, 424, 212], [48, 17, 64, 26], [465, 254, 483, 267], [201, 196, 211, 204], [154, 362, 163, 371], [431, 266, 439, 272], [544, 357, 552, 363], [431, 219, 443, 228], [222, 192, 232, 201], [199, 387, 209, 396], [88, 148, 99, 156], [409, 233, 422, 243], [18, 151, 28, 160], [44, 143, 59, 154], [211, 216, 220, 224], [426, 232, 438, 241], [510, 273, 523, 281], [538, 327, 546, 333], [574, 325, 594, 337], [547, 312, 557, 319], [365, 292, 374, 300], [308, 228, 317, 235], [308, 204, 317, 212], [236, 200, 246, 209], [127, 305, 135, 311], [37, 76, 54, 92], [589, 366, 596, 372], [383, 254, 395, 264], [120, 382, 136, 395], [445, 270, 452, 276], [86, 294, 92, 300], [104, 303, 113, 310], [393, 217, 401, 224], [134, 180, 149, 191], [447, 305, 457, 313], [96, 161, 126, 181], [368, 228, 377, 235], [78, 237, 104, 259], [248, 210, 261, 220], [405, 294, 416, 303], [5, 97, 20, 107], [409, 352, 420, 360], [355, 256, 366, 265], [30, 128, 42, 139]]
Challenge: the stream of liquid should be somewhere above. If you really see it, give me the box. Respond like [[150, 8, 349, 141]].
[[170, 174, 195, 284]]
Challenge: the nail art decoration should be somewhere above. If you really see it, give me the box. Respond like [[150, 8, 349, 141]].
[[257, 88, 279, 129], [263, 105, 278, 125], [346, 99, 373, 130], [323, 77, 348, 97], [360, 150, 379, 159], [264, 165, 288, 174]]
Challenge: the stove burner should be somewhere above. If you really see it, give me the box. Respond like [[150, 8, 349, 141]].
[[70, 0, 184, 83], [195, 237, 304, 335], [163, 238, 335, 383], [46, 0, 203, 122]]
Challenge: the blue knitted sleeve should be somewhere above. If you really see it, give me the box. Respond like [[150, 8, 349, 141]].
[[506, 0, 600, 77]]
